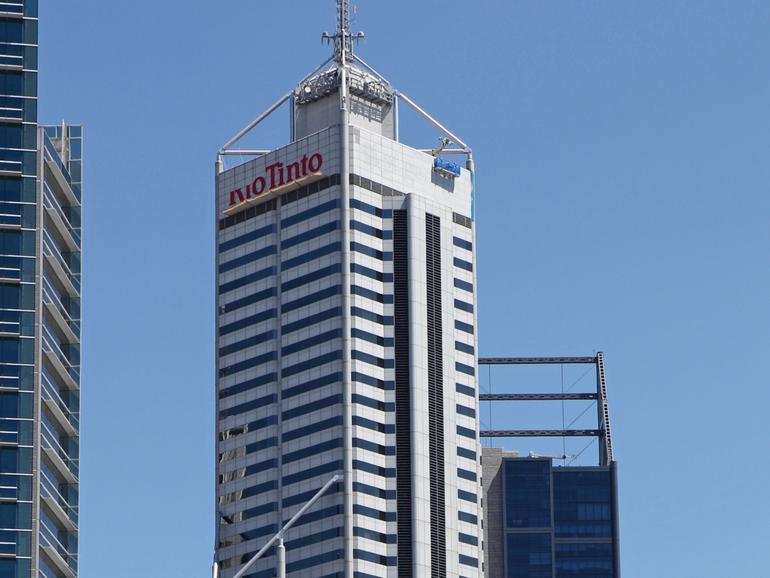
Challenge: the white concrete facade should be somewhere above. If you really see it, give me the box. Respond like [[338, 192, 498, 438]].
[[215, 69, 482, 577]]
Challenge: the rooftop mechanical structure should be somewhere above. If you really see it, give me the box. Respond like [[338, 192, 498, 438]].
[[215, 1, 473, 177], [479, 353, 615, 466]]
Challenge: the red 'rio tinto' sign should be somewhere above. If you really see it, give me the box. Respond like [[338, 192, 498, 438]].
[[228, 153, 324, 207]]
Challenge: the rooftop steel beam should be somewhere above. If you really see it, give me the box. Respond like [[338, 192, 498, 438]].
[[479, 357, 597, 365], [480, 393, 598, 402], [481, 430, 604, 438]]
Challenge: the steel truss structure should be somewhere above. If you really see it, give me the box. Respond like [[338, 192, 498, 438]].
[[479, 353, 616, 466]]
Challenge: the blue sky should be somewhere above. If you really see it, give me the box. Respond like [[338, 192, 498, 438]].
[[39, 1, 770, 576]]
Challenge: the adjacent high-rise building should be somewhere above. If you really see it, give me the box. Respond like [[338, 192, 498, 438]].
[[483, 451, 620, 578], [480, 356, 621, 578], [214, 3, 482, 577], [1, 2, 82, 578]]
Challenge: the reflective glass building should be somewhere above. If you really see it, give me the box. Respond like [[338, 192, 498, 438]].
[[213, 5, 482, 577], [483, 450, 620, 578], [1, 2, 82, 577]]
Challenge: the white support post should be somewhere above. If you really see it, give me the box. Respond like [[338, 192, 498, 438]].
[[231, 474, 342, 578]]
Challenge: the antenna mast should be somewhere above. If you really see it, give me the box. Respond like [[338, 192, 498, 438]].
[[323, 0, 364, 66], [337, 0, 350, 63]]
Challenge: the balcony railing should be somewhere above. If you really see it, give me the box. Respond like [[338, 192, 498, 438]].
[[41, 422, 79, 482], [42, 235, 80, 296], [42, 325, 80, 382], [43, 278, 80, 342], [43, 182, 81, 248], [41, 470, 79, 530], [42, 372, 79, 435], [40, 520, 78, 577]]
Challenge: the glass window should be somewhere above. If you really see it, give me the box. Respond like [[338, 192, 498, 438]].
[[554, 469, 613, 538], [555, 542, 614, 577], [506, 533, 552, 578], [504, 459, 552, 529]]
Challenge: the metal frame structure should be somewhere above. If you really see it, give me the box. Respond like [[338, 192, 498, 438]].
[[479, 353, 615, 466]]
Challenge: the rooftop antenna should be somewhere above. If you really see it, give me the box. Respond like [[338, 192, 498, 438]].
[[322, 0, 365, 65]]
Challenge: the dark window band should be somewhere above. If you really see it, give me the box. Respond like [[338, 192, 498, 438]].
[[351, 284, 393, 305], [281, 350, 343, 378], [453, 236, 473, 251], [219, 393, 277, 419], [352, 371, 394, 391], [283, 285, 341, 313], [351, 241, 391, 261], [353, 415, 395, 434], [352, 393, 394, 412], [454, 257, 473, 272], [282, 329, 342, 357], [455, 341, 475, 355], [454, 278, 473, 293], [349, 198, 392, 219], [219, 372, 277, 400], [283, 372, 341, 400], [351, 220, 392, 240], [281, 242, 340, 270], [281, 263, 340, 292], [283, 438, 343, 464], [353, 437, 395, 456], [282, 394, 342, 421], [349, 174, 404, 199], [350, 263, 392, 283], [219, 330, 276, 357], [351, 306, 393, 326], [282, 307, 342, 335], [219, 245, 277, 274], [281, 199, 339, 229], [352, 349, 394, 369], [457, 404, 476, 418], [282, 221, 339, 249], [283, 416, 342, 443], [218, 351, 277, 378], [351, 328, 393, 347], [218, 266, 276, 295]]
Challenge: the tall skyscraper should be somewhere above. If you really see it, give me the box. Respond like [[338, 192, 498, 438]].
[[479, 355, 620, 578], [1, 2, 83, 577], [214, 3, 481, 577]]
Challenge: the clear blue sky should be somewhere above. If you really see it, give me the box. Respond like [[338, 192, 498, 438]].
[[40, 1, 770, 576]]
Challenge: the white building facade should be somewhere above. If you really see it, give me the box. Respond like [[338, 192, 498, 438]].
[[214, 10, 482, 577]]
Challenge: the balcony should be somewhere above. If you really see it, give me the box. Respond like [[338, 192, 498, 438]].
[[43, 237, 80, 298], [43, 279, 80, 344], [41, 472, 78, 532], [42, 374, 79, 437], [42, 328, 79, 390], [43, 135, 80, 207], [43, 182, 81, 251], [40, 522, 77, 578], [41, 424, 78, 484]]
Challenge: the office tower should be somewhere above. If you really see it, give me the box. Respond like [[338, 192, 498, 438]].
[[480, 355, 620, 578], [1, 2, 83, 577], [214, 3, 481, 577]]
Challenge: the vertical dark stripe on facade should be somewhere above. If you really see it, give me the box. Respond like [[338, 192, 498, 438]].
[[393, 210, 413, 577], [425, 213, 446, 577]]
